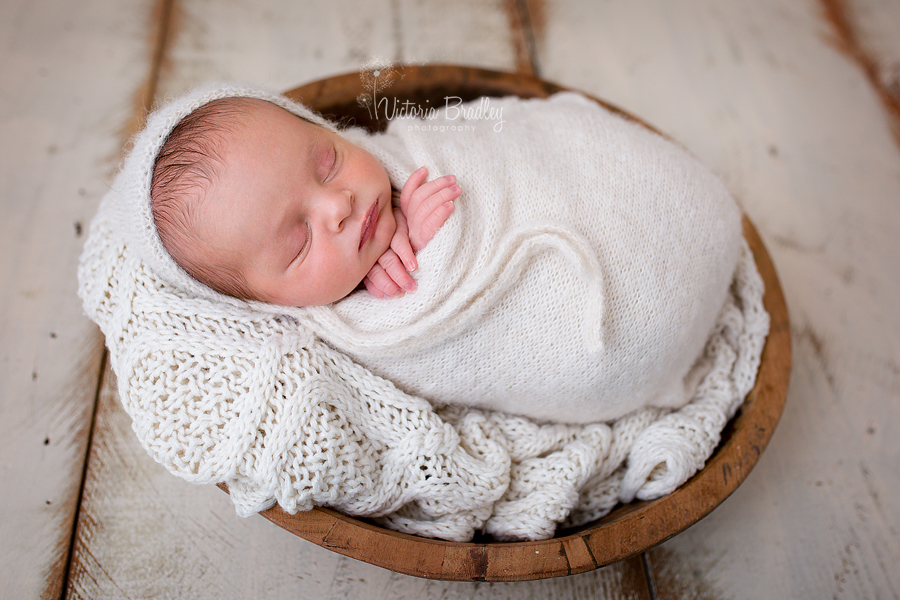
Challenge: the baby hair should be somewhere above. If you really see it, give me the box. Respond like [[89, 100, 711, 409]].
[[150, 96, 256, 300]]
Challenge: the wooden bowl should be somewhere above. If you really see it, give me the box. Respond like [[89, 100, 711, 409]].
[[233, 65, 791, 581]]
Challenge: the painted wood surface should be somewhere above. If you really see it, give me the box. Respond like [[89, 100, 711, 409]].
[[153, 0, 521, 98], [0, 0, 155, 598], [1, 0, 898, 598]]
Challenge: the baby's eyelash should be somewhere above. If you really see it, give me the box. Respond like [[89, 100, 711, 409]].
[[328, 144, 339, 179], [293, 222, 312, 265]]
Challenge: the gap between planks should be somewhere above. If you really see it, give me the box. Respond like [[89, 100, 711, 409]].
[[819, 0, 900, 148], [505, 0, 543, 77], [59, 0, 175, 598]]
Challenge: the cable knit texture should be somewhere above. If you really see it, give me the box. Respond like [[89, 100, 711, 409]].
[[77, 84, 769, 541]]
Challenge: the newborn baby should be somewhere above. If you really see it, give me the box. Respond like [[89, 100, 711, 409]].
[[147, 88, 743, 424], [78, 83, 768, 541]]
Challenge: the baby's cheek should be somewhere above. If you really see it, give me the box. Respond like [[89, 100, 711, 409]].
[[382, 207, 398, 246]]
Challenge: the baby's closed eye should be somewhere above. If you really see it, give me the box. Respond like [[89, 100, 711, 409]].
[[289, 222, 311, 267], [320, 142, 339, 182]]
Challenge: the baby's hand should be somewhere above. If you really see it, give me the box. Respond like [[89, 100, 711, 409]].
[[398, 167, 460, 254], [363, 246, 415, 298], [363, 167, 459, 299]]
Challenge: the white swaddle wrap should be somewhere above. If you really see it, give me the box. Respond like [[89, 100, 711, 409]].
[[77, 84, 769, 541], [300, 92, 742, 423]]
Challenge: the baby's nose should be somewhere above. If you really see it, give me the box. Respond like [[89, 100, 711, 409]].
[[322, 189, 353, 229]]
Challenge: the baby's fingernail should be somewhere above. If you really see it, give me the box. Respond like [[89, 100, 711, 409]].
[[444, 174, 455, 183], [451, 184, 461, 192], [406, 261, 417, 272], [404, 281, 417, 292]]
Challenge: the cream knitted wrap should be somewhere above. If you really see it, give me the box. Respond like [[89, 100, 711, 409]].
[[304, 92, 745, 424], [77, 84, 769, 541]]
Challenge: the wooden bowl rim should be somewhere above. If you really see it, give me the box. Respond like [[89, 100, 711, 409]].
[[224, 64, 792, 582]]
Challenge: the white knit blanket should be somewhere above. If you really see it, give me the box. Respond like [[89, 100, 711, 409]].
[[77, 84, 769, 541]]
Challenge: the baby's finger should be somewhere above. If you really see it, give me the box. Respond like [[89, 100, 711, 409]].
[[399, 166, 429, 212], [416, 200, 456, 248], [363, 276, 386, 298], [413, 181, 462, 219], [379, 249, 417, 293], [408, 184, 461, 243], [393, 204, 410, 235], [364, 264, 403, 298], [409, 174, 458, 211], [392, 234, 416, 272], [391, 207, 416, 272]]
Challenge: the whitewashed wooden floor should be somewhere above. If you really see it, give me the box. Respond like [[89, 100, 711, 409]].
[[2, 0, 899, 598]]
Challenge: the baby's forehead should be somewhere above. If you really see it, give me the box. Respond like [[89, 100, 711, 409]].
[[220, 98, 327, 147], [239, 97, 312, 125]]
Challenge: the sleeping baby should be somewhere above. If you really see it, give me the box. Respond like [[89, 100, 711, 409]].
[[77, 83, 768, 541], [148, 88, 743, 424], [149, 95, 460, 308]]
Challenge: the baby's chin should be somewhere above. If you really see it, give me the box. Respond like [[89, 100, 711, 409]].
[[246, 281, 352, 308]]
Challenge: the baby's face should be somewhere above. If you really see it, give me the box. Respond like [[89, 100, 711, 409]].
[[196, 99, 396, 306]]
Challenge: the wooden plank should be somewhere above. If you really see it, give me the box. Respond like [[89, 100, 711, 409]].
[[152, 0, 520, 99], [66, 0, 652, 597], [532, 0, 900, 598], [0, 0, 159, 598]]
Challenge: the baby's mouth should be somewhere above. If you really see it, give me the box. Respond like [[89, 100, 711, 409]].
[[359, 200, 379, 251]]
